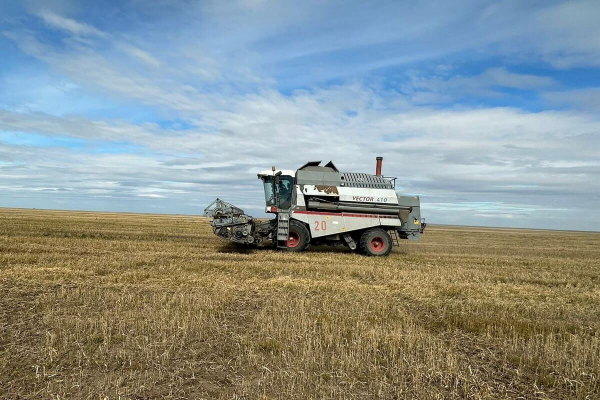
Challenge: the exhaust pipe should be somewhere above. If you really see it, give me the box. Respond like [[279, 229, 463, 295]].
[[376, 156, 383, 176]]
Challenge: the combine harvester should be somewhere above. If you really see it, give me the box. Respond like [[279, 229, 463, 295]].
[[204, 157, 425, 256]]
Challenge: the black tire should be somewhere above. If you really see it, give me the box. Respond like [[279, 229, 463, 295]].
[[284, 220, 310, 252], [359, 228, 392, 257]]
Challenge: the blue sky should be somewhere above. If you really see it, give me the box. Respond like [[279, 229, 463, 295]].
[[0, 0, 599, 230]]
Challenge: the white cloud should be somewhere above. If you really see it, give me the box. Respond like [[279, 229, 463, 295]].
[[481, 68, 556, 89], [117, 43, 161, 68], [35, 10, 107, 37], [532, 0, 600, 68], [542, 87, 600, 112], [1, 89, 599, 215], [405, 67, 557, 104]]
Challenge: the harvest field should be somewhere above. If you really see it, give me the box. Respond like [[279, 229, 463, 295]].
[[1, 208, 599, 399]]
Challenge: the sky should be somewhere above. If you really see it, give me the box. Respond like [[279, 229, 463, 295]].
[[0, 0, 599, 231]]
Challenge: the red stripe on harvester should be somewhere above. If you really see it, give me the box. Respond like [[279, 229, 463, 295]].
[[293, 210, 397, 219]]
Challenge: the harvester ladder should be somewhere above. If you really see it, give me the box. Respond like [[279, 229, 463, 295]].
[[276, 212, 290, 246], [389, 230, 400, 247]]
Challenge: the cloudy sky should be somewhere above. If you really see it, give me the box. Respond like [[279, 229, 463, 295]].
[[1, 0, 599, 230]]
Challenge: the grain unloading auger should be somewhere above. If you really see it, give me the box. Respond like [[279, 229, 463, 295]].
[[204, 157, 426, 256]]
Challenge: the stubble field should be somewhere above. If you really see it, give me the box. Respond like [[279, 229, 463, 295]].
[[0, 208, 599, 399]]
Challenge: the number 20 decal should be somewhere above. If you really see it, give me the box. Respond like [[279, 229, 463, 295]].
[[314, 220, 327, 231]]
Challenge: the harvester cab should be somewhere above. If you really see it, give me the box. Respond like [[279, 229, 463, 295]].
[[257, 168, 296, 213], [205, 157, 426, 256]]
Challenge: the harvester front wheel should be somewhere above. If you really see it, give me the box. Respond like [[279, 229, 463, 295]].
[[360, 228, 392, 257], [285, 220, 310, 252]]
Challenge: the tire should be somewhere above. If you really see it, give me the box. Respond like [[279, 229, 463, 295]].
[[359, 228, 392, 257], [285, 220, 310, 252]]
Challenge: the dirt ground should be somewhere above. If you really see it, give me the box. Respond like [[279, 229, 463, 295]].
[[1, 208, 599, 399]]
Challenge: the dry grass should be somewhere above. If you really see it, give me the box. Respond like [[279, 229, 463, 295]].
[[1, 208, 599, 399]]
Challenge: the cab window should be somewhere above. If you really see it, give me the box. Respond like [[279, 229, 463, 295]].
[[276, 176, 293, 210]]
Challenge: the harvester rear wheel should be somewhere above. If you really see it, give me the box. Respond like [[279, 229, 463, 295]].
[[285, 220, 310, 252], [360, 228, 392, 256]]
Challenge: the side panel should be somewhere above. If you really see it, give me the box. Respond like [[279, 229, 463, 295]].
[[342, 213, 401, 234], [292, 210, 401, 238], [299, 185, 398, 204], [302, 212, 349, 238], [338, 187, 398, 204], [294, 185, 305, 207]]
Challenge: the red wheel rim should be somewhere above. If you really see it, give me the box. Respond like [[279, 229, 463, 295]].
[[287, 232, 300, 248], [369, 237, 385, 252]]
